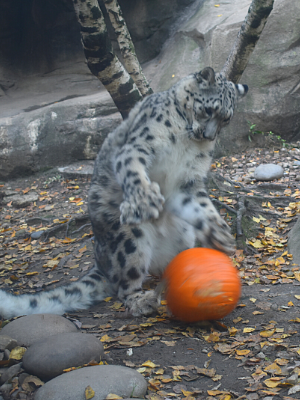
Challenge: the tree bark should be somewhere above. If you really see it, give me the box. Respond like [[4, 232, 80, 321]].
[[221, 0, 275, 83], [103, 0, 153, 97], [73, 0, 142, 118]]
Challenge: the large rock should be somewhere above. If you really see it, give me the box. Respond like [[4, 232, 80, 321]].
[[23, 332, 104, 381], [0, 314, 78, 347], [1, 0, 300, 179], [288, 217, 300, 266], [145, 0, 300, 155], [34, 365, 147, 400], [0, 92, 121, 180]]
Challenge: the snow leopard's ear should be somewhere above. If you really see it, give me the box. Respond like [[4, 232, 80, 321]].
[[195, 67, 216, 85]]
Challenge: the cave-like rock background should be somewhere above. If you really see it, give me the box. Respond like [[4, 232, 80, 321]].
[[0, 0, 300, 179]]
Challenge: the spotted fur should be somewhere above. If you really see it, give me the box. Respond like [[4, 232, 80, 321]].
[[0, 68, 248, 319]]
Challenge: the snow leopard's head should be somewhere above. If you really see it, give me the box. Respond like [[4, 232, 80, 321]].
[[190, 67, 248, 141]]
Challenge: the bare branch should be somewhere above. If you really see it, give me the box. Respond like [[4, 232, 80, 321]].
[[103, 0, 153, 97], [73, 0, 142, 117], [221, 0, 275, 83]]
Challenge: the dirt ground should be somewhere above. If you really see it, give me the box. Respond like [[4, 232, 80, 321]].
[[1, 142, 300, 400]]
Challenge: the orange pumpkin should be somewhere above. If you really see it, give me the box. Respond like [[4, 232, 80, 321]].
[[163, 248, 241, 322]]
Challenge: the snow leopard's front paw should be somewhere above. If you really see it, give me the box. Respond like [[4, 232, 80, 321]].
[[196, 215, 235, 255], [209, 219, 235, 255], [120, 182, 165, 224], [125, 290, 159, 316]]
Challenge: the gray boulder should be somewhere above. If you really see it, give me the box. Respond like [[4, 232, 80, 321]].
[[23, 332, 104, 381], [0, 314, 78, 347], [145, 0, 300, 155], [34, 365, 147, 400], [288, 217, 300, 266], [0, 92, 121, 180], [254, 164, 284, 181]]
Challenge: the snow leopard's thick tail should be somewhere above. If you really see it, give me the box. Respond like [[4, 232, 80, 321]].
[[0, 266, 113, 319]]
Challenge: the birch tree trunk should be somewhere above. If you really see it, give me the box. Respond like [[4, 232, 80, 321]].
[[73, 0, 142, 118], [103, 0, 153, 97], [221, 0, 275, 83]]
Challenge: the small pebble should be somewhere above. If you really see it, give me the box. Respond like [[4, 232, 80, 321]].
[[30, 230, 45, 239], [254, 164, 284, 181]]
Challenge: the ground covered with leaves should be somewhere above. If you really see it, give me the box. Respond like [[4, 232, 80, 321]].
[[1, 143, 300, 400]]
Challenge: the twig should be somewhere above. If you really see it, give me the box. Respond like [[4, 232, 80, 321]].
[[65, 214, 90, 236], [70, 223, 92, 236], [214, 173, 245, 188], [212, 198, 237, 214], [236, 195, 246, 236], [26, 217, 52, 225]]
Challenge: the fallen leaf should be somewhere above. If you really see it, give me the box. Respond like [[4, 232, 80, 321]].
[[85, 386, 95, 399], [142, 360, 158, 368], [9, 346, 26, 360]]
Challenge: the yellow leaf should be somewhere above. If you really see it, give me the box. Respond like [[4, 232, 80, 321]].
[[26, 271, 39, 276], [288, 301, 294, 307], [243, 327, 256, 333], [142, 360, 158, 368], [214, 4, 220, 7], [294, 272, 300, 281], [161, 341, 176, 346], [253, 311, 264, 315], [294, 295, 300, 300], [228, 327, 238, 336], [85, 386, 95, 399], [140, 323, 153, 328], [290, 317, 300, 323], [182, 390, 194, 396], [233, 317, 242, 323], [275, 358, 289, 366], [250, 298, 257, 303], [264, 363, 282, 375], [196, 368, 216, 378], [204, 332, 220, 342], [264, 377, 282, 388], [69, 264, 79, 269], [249, 240, 264, 249], [106, 395, 122, 400], [104, 297, 112, 302], [100, 335, 112, 342], [260, 329, 275, 337], [9, 346, 26, 360], [47, 260, 58, 268], [207, 390, 227, 396], [24, 245, 32, 251], [236, 349, 250, 356], [155, 368, 165, 375], [110, 302, 123, 310], [253, 217, 261, 223], [161, 300, 168, 305]]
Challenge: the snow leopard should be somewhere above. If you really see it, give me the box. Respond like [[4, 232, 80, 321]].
[[0, 67, 248, 319]]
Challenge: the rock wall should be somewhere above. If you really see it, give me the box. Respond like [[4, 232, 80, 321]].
[[1, 0, 299, 179], [144, 0, 300, 156], [0, 93, 121, 180]]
